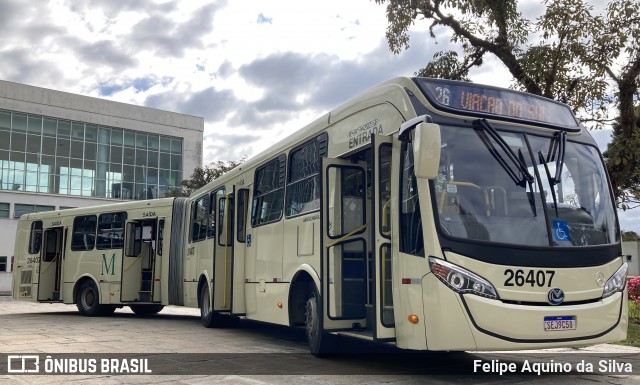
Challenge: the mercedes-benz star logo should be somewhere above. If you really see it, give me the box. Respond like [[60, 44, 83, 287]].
[[547, 288, 565, 305]]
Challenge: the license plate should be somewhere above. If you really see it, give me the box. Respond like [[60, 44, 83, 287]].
[[544, 316, 576, 331]]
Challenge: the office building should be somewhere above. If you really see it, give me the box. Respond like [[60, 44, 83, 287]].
[[0, 80, 203, 270]]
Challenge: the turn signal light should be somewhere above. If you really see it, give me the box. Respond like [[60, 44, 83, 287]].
[[408, 314, 419, 324], [277, 302, 283, 309]]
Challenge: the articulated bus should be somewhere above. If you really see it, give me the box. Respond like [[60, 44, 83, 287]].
[[13, 77, 627, 354]]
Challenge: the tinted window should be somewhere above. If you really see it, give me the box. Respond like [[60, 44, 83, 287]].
[[252, 155, 285, 226], [71, 215, 97, 251]]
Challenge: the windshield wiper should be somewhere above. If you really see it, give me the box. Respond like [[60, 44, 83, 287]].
[[537, 130, 567, 217], [543, 131, 566, 186], [473, 119, 538, 216], [538, 151, 559, 217], [472, 119, 535, 187]]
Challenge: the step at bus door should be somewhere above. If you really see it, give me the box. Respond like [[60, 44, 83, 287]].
[[37, 227, 64, 302], [371, 135, 396, 340], [321, 157, 368, 331], [122, 219, 157, 302]]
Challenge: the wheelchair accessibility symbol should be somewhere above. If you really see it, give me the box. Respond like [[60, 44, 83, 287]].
[[552, 219, 570, 242]]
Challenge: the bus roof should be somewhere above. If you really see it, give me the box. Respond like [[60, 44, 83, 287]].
[[18, 197, 176, 222]]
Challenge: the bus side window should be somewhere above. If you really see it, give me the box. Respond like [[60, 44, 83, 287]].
[[285, 134, 326, 217], [29, 221, 43, 254], [97, 212, 127, 250], [71, 215, 97, 251], [191, 195, 209, 242], [251, 155, 285, 226]]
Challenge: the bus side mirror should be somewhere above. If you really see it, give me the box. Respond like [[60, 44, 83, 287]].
[[412, 122, 441, 180]]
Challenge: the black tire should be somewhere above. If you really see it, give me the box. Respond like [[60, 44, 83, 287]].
[[200, 284, 217, 328], [305, 284, 336, 356], [130, 304, 164, 315], [76, 280, 102, 317]]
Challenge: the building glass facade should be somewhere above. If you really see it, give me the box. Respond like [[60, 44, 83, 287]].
[[0, 109, 183, 200]]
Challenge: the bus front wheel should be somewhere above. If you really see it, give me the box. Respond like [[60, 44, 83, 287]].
[[305, 285, 336, 356], [76, 281, 102, 317]]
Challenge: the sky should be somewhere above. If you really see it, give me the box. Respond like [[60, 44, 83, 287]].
[[0, 0, 637, 233]]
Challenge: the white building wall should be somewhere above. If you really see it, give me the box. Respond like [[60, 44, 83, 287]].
[[622, 241, 640, 277]]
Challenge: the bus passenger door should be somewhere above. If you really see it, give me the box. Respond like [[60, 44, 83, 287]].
[[212, 192, 233, 312], [37, 227, 64, 302], [371, 135, 396, 340], [122, 219, 157, 302], [321, 158, 367, 331]]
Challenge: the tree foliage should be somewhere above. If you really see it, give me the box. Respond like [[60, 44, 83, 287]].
[[167, 158, 245, 197], [375, 0, 640, 206], [621, 230, 640, 241]]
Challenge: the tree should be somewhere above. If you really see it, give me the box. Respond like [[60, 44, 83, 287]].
[[374, 0, 640, 204], [167, 158, 245, 197], [621, 230, 640, 241], [605, 106, 640, 209]]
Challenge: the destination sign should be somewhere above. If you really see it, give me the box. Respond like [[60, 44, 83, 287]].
[[416, 78, 579, 129]]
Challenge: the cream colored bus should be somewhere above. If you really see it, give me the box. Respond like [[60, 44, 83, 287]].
[[12, 198, 190, 316], [13, 77, 627, 355]]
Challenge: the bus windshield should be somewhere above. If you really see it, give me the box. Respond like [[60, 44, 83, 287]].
[[434, 125, 619, 247]]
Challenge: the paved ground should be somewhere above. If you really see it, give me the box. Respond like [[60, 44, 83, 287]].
[[0, 271, 639, 384]]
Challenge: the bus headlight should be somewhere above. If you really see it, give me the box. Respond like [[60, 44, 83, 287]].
[[428, 257, 498, 300], [602, 263, 627, 299]]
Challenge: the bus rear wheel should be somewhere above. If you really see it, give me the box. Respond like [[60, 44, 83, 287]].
[[305, 285, 336, 356], [200, 284, 218, 328], [76, 280, 102, 317], [130, 304, 164, 315]]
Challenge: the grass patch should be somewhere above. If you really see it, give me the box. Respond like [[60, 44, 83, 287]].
[[615, 301, 640, 347], [615, 318, 640, 347]]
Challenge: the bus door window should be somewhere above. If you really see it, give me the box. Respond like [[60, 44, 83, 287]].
[[141, 221, 156, 270], [400, 141, 424, 256], [236, 189, 249, 243], [43, 230, 60, 262], [157, 219, 164, 256], [219, 194, 233, 246]]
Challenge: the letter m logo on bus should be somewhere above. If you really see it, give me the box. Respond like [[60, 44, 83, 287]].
[[101, 253, 117, 276]]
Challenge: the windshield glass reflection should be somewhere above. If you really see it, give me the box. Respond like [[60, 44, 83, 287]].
[[434, 125, 618, 247]]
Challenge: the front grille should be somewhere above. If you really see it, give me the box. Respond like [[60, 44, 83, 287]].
[[502, 298, 601, 306]]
